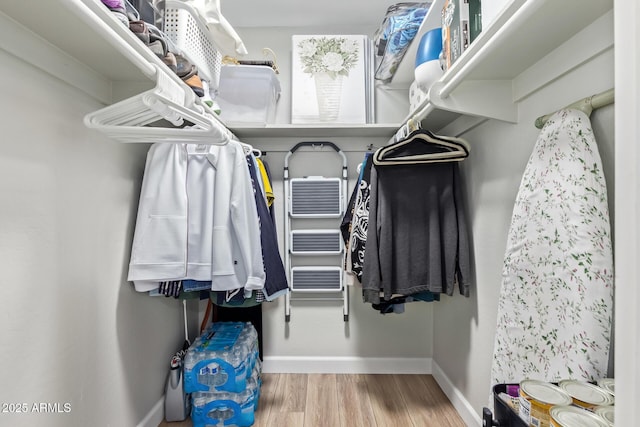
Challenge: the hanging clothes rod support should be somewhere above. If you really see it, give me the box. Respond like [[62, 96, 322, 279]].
[[535, 88, 614, 129]]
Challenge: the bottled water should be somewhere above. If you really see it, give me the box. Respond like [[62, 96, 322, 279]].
[[184, 322, 262, 427], [191, 363, 261, 427], [184, 322, 260, 394]]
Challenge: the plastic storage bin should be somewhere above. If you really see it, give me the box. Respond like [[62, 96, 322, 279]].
[[184, 322, 259, 394], [485, 382, 615, 427], [215, 65, 281, 126], [483, 384, 528, 427]]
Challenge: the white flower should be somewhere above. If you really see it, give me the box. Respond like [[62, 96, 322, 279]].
[[299, 40, 317, 58], [297, 36, 359, 77], [321, 52, 345, 72], [341, 40, 358, 54]]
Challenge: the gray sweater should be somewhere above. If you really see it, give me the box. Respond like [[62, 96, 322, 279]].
[[362, 161, 471, 303]]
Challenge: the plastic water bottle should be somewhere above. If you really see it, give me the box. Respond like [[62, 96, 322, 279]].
[[185, 322, 262, 393]]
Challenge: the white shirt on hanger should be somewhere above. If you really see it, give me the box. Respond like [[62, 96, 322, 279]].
[[127, 141, 265, 292]]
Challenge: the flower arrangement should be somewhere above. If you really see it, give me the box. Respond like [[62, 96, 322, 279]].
[[297, 36, 360, 79]]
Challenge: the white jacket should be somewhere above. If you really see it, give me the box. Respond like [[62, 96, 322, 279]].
[[128, 142, 265, 292]]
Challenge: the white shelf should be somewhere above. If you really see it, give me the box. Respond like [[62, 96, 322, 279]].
[[0, 0, 182, 104], [390, 0, 613, 131], [1, 0, 236, 143], [230, 123, 399, 139], [0, 0, 613, 140]]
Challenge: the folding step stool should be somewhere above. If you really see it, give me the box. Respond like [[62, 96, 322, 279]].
[[284, 142, 349, 322]]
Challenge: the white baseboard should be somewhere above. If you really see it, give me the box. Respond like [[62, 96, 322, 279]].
[[261, 356, 432, 374], [137, 397, 164, 427], [431, 361, 481, 427]]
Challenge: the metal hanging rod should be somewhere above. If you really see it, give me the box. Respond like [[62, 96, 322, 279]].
[[535, 88, 614, 129]]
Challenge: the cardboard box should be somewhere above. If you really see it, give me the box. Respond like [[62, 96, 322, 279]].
[[442, 0, 470, 70], [469, 0, 482, 43]]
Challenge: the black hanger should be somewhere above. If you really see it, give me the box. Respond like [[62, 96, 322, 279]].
[[373, 129, 470, 165]]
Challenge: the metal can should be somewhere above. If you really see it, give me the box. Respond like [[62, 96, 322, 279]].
[[549, 405, 609, 427], [558, 380, 615, 410], [596, 378, 615, 397], [519, 380, 573, 427], [593, 405, 615, 427]]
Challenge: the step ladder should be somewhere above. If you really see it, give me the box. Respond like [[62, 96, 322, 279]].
[[284, 142, 349, 322]]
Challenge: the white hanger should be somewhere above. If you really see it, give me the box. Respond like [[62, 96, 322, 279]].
[[240, 142, 254, 156], [238, 142, 263, 159], [84, 64, 232, 145]]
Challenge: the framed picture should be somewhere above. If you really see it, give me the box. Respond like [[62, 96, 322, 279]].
[[292, 35, 372, 124]]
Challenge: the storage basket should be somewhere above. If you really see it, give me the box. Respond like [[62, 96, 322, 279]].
[[163, 0, 222, 90]]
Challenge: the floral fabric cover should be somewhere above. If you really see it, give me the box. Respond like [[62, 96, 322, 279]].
[[490, 109, 613, 386]]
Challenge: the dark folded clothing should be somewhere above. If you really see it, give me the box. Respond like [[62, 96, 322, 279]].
[[371, 291, 440, 314]]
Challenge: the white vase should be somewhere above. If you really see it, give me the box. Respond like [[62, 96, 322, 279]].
[[313, 72, 344, 121]]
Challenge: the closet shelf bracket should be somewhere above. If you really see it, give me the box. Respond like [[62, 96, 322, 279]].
[[416, 79, 517, 125]]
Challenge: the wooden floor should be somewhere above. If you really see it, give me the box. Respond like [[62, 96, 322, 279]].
[[160, 373, 465, 427]]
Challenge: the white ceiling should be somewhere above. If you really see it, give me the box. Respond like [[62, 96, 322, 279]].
[[220, 0, 409, 29]]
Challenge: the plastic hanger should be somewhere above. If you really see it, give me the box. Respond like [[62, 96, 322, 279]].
[[84, 64, 233, 145], [373, 129, 470, 165], [389, 118, 418, 145], [240, 142, 255, 156]]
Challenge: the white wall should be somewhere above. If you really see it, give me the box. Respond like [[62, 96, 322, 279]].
[[233, 13, 619, 419], [246, 136, 434, 371], [231, 27, 434, 372], [431, 27, 615, 420], [225, 26, 432, 372], [235, 25, 409, 126], [0, 50, 195, 426], [0, 3, 630, 426], [614, 0, 640, 424]]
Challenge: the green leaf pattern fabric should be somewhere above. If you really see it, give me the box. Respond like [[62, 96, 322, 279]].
[[490, 109, 613, 386]]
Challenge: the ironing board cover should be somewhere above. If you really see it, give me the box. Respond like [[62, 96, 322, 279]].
[[490, 109, 613, 386]]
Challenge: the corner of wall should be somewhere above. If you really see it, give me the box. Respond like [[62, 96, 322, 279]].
[[432, 361, 482, 427], [136, 397, 164, 427]]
